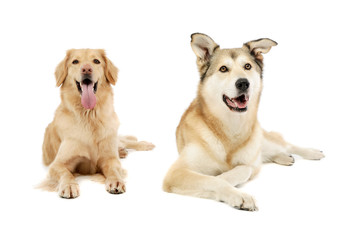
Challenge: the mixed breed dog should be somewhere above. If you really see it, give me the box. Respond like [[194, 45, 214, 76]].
[[39, 33, 325, 211]]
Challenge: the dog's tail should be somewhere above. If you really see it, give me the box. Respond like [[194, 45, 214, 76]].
[[35, 177, 59, 192]]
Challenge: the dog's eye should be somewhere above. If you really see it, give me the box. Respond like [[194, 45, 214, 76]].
[[72, 59, 79, 64], [219, 66, 228, 72], [93, 59, 100, 64], [244, 63, 252, 70]]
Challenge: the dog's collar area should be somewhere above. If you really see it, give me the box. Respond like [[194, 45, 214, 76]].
[[223, 94, 248, 112]]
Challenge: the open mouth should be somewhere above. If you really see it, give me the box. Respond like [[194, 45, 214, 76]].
[[76, 79, 98, 95], [223, 94, 249, 112], [75, 78, 98, 109]]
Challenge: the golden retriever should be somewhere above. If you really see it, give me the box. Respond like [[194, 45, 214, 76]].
[[41, 49, 154, 198]]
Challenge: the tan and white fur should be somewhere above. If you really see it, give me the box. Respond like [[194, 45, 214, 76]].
[[41, 49, 154, 198], [163, 33, 324, 211]]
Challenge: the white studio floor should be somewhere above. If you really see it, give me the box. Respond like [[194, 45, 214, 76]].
[[1, 1, 359, 239]]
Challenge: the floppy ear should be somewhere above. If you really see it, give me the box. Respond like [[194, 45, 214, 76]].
[[54, 51, 70, 87], [101, 50, 118, 85], [244, 38, 277, 61], [191, 33, 219, 62]]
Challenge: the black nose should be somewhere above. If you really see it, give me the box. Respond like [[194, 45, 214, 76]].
[[235, 78, 250, 91]]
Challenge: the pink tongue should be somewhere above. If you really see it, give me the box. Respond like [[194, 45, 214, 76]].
[[234, 99, 247, 108], [226, 98, 237, 108], [81, 83, 96, 109]]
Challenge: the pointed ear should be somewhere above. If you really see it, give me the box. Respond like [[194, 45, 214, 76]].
[[244, 38, 277, 61], [55, 50, 71, 87], [101, 50, 118, 85], [191, 33, 219, 62]]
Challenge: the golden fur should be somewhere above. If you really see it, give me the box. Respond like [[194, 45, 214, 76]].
[[40, 49, 154, 198], [163, 33, 324, 211]]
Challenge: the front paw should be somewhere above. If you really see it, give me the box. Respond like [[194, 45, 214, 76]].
[[105, 178, 126, 194], [238, 193, 258, 211], [224, 192, 258, 211], [58, 183, 80, 199]]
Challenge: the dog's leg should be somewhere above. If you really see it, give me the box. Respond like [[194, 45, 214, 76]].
[[118, 135, 155, 152], [270, 152, 295, 166], [164, 167, 257, 211], [122, 135, 138, 141], [42, 123, 61, 166], [49, 162, 79, 199], [125, 140, 155, 151], [99, 138, 127, 194], [163, 146, 258, 211], [98, 158, 126, 194], [217, 165, 253, 186], [262, 130, 325, 165], [46, 140, 87, 198], [287, 145, 325, 160]]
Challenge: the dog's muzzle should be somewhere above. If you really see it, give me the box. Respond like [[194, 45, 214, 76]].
[[223, 78, 250, 113]]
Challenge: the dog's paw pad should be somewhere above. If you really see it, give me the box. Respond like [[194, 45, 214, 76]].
[[58, 183, 80, 199], [106, 179, 126, 194]]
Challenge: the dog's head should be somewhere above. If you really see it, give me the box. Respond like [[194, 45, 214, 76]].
[[55, 49, 118, 110], [191, 33, 276, 114]]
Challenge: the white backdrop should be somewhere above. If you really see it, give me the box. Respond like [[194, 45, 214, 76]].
[[0, 0, 359, 239]]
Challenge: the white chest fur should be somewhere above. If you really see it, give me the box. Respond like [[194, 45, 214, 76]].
[[229, 124, 262, 167]]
